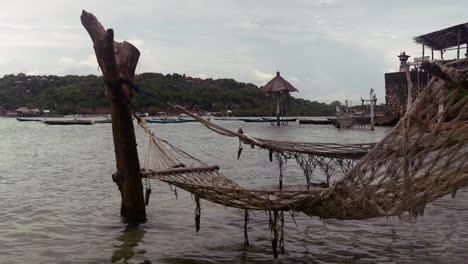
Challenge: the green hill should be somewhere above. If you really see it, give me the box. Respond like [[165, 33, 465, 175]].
[[0, 73, 335, 116]]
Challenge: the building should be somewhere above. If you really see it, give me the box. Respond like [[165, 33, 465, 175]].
[[385, 22, 468, 118], [385, 52, 430, 116]]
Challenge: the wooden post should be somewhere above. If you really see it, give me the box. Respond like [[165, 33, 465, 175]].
[[431, 47, 434, 61], [275, 93, 281, 126], [457, 26, 461, 60], [81, 10, 146, 223], [405, 67, 413, 112], [370, 88, 375, 131], [422, 44, 425, 61]]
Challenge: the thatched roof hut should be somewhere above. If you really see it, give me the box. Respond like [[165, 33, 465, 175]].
[[259, 71, 298, 94], [259, 71, 298, 126]]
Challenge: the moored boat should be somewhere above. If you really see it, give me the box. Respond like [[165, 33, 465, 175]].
[[93, 119, 112, 124], [145, 118, 192, 124], [43, 119, 94, 125], [240, 118, 297, 123], [17, 117, 43, 122], [299, 119, 332, 125]]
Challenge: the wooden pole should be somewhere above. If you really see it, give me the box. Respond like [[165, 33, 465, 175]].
[[81, 10, 146, 223], [457, 26, 461, 60], [370, 89, 375, 130], [275, 93, 281, 126], [405, 67, 413, 112], [422, 44, 425, 61]]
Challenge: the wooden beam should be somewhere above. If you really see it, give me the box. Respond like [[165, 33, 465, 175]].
[[457, 26, 461, 60], [275, 93, 281, 126], [81, 10, 146, 223], [422, 43, 425, 61]]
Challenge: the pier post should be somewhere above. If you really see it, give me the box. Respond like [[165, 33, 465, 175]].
[[275, 93, 281, 126], [405, 67, 413, 112], [370, 88, 375, 130], [81, 10, 146, 223]]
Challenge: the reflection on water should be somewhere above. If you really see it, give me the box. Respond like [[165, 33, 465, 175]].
[[111, 225, 151, 264], [1, 118, 467, 263]]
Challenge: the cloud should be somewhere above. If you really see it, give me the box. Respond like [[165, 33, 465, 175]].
[[318, 0, 338, 6], [252, 69, 274, 82], [194, 73, 208, 79], [289, 76, 301, 84], [54, 55, 100, 75], [126, 39, 144, 49], [0, 56, 7, 65], [79, 54, 98, 68], [0, 23, 34, 30]]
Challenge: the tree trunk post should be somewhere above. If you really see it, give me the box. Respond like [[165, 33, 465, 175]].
[[81, 10, 146, 223]]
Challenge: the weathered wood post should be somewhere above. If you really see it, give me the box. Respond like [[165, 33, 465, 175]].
[[275, 93, 281, 126], [370, 88, 375, 130], [405, 67, 413, 112], [81, 10, 146, 223]]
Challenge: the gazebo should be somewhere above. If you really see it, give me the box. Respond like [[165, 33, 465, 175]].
[[259, 71, 298, 126]]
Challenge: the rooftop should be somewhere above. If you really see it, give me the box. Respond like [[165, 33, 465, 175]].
[[259, 71, 298, 94], [414, 22, 468, 50]]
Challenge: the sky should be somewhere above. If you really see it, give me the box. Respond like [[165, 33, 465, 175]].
[[0, 0, 466, 104]]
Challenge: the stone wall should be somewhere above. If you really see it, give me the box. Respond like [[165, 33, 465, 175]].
[[385, 71, 429, 117]]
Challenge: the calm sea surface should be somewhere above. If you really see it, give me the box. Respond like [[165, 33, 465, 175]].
[[1, 117, 467, 264]]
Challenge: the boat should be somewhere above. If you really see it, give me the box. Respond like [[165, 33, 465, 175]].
[[16, 117, 42, 122], [240, 118, 297, 123], [299, 119, 332, 125], [145, 118, 192, 124], [214, 117, 239, 121], [93, 119, 112, 124], [43, 119, 95, 125]]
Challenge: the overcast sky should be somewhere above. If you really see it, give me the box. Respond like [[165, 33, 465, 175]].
[[0, 0, 466, 103]]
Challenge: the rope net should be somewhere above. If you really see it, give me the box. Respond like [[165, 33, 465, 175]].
[[139, 62, 467, 221]]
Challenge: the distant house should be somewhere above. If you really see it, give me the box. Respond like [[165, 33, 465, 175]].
[[96, 107, 110, 114], [15, 107, 42, 117], [30, 108, 41, 115], [80, 108, 95, 114], [15, 107, 30, 114]]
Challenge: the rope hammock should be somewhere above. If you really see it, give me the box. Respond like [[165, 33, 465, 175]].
[[136, 61, 467, 257], [139, 61, 467, 220], [171, 105, 375, 188]]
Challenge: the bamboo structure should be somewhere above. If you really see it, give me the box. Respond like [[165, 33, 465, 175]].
[[81, 11, 146, 223]]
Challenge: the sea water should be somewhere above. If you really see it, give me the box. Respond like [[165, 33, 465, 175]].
[[1, 118, 467, 263]]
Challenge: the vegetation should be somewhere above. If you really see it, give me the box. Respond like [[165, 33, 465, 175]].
[[0, 73, 336, 116]]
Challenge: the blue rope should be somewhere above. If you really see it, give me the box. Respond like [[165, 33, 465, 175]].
[[119, 78, 173, 107]]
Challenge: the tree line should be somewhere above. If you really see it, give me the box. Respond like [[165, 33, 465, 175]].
[[0, 73, 336, 116]]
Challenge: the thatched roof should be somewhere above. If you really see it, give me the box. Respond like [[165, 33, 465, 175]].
[[414, 22, 468, 50], [15, 107, 29, 113], [259, 71, 298, 94]]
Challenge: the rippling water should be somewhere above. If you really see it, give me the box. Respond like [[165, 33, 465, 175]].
[[1, 117, 467, 264]]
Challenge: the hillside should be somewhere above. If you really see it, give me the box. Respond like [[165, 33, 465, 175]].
[[0, 73, 335, 116]]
